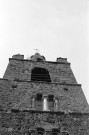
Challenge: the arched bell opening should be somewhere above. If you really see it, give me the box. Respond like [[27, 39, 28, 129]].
[[31, 67, 51, 82]]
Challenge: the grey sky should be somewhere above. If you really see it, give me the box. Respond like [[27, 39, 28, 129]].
[[0, 0, 89, 103]]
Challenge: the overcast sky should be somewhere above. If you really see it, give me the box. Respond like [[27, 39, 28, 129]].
[[0, 0, 89, 103]]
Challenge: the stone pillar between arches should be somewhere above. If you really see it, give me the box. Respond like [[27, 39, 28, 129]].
[[43, 96, 49, 111]]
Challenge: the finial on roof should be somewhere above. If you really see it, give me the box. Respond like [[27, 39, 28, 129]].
[[30, 51, 46, 62], [34, 49, 40, 53]]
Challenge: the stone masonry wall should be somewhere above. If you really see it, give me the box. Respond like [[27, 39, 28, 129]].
[[0, 79, 89, 113], [3, 58, 77, 84], [0, 54, 89, 135], [0, 110, 89, 135]]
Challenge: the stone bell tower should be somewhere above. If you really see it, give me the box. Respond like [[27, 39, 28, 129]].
[[0, 53, 89, 135]]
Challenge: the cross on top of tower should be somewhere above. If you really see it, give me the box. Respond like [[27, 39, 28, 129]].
[[34, 49, 40, 53]]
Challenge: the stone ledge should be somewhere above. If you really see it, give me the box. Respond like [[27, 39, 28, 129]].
[[1, 109, 89, 115], [0, 78, 81, 86], [9, 58, 70, 65]]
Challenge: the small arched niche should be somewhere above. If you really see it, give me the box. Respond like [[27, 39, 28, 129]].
[[52, 128, 60, 135], [48, 95, 54, 111], [61, 132, 69, 135], [36, 128, 45, 135], [31, 67, 51, 82], [35, 93, 43, 111]]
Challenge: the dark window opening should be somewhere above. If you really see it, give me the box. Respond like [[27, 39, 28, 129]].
[[48, 95, 54, 101], [48, 95, 54, 111], [37, 128, 44, 135], [36, 93, 43, 111], [36, 93, 42, 101], [52, 129, 60, 135], [31, 67, 51, 82]]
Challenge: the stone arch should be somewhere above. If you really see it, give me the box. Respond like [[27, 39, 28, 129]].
[[61, 132, 69, 135], [36, 128, 45, 135], [31, 67, 51, 82], [52, 128, 60, 135]]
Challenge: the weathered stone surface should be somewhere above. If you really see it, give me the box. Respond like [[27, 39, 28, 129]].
[[3, 57, 77, 84], [0, 79, 88, 113], [0, 53, 89, 135], [0, 110, 89, 135]]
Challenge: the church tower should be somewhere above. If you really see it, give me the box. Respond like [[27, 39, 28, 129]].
[[0, 53, 89, 135]]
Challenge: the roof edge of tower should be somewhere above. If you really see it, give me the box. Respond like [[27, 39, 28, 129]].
[[0, 78, 81, 86], [9, 58, 70, 65]]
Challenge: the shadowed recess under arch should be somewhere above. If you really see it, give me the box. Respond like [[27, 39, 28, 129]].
[[31, 67, 51, 82]]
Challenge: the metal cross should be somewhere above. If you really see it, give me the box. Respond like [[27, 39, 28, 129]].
[[34, 49, 40, 53]]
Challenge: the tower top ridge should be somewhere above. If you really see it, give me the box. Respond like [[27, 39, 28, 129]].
[[30, 53, 46, 62]]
